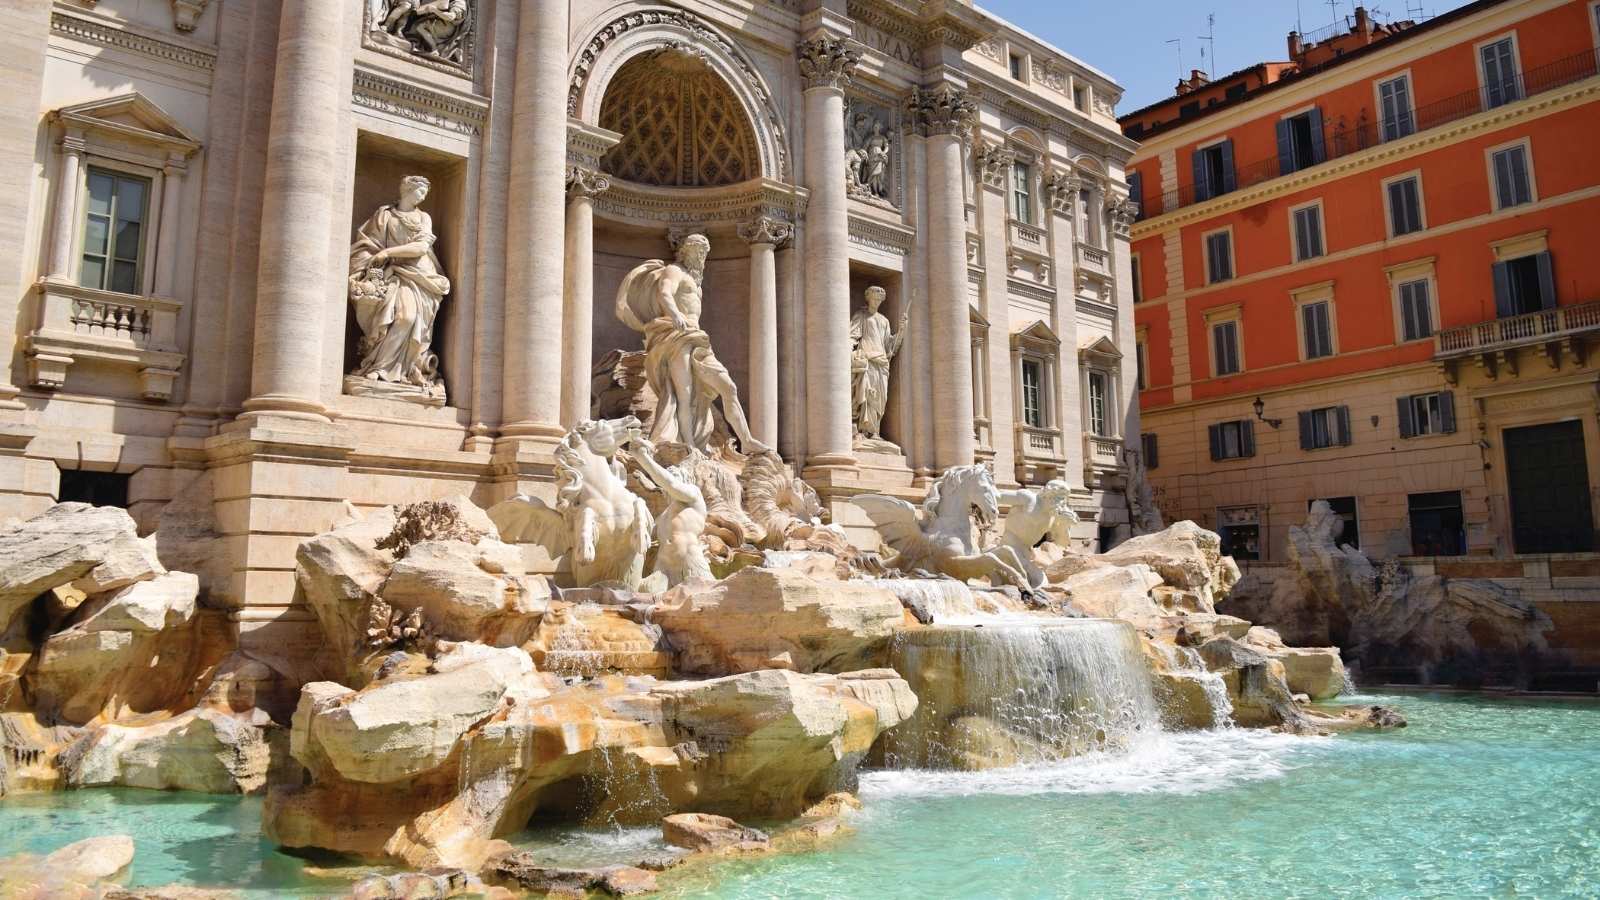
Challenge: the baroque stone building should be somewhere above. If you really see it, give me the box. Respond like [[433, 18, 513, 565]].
[[0, 0, 1138, 670]]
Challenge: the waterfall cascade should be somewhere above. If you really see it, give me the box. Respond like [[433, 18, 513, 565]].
[[880, 620, 1162, 770], [1153, 643, 1235, 727]]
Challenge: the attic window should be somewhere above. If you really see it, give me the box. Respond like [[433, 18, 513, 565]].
[[1009, 53, 1025, 80]]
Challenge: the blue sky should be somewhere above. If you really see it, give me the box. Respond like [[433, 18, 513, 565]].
[[977, 0, 1473, 113]]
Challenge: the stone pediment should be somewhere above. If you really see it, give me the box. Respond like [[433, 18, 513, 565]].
[[1011, 319, 1060, 346], [1078, 334, 1122, 359], [52, 93, 200, 158]]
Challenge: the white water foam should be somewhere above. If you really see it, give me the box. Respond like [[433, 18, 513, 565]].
[[862, 727, 1332, 800]]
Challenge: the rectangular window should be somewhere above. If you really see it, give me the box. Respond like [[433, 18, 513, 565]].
[[1490, 144, 1532, 209], [1292, 204, 1324, 261], [79, 168, 150, 295], [1141, 432, 1159, 469], [1398, 279, 1434, 341], [1480, 37, 1520, 108], [1301, 300, 1334, 359], [1074, 85, 1089, 111], [1135, 341, 1147, 390], [1298, 405, 1352, 450], [1087, 370, 1109, 436], [1309, 496, 1361, 550], [1494, 252, 1556, 318], [1192, 141, 1236, 202], [1276, 109, 1325, 174], [1387, 176, 1424, 235], [1408, 490, 1465, 556], [1021, 359, 1044, 428], [1397, 390, 1457, 438], [1208, 419, 1256, 461], [1011, 161, 1033, 225], [1131, 256, 1143, 302], [1211, 319, 1241, 376], [1078, 188, 1097, 247], [1378, 75, 1415, 140], [1205, 231, 1232, 283], [1009, 53, 1024, 80]]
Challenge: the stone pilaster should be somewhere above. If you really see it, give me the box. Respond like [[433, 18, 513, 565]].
[[501, 0, 569, 443], [45, 133, 85, 282], [797, 35, 860, 472], [561, 165, 609, 427], [975, 139, 1017, 486], [1045, 170, 1086, 489], [242, 0, 352, 424], [907, 85, 977, 471], [739, 215, 793, 450], [153, 157, 187, 298]]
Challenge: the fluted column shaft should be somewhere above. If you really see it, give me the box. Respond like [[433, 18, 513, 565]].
[[502, 0, 568, 438], [245, 0, 348, 421], [47, 136, 84, 281], [561, 168, 608, 427], [798, 37, 859, 469]]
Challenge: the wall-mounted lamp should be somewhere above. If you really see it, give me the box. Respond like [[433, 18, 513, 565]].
[[1252, 396, 1282, 429]]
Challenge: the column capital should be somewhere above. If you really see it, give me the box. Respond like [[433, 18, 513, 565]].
[[565, 165, 611, 201], [737, 215, 793, 249], [1107, 195, 1140, 237], [974, 141, 1015, 191], [797, 37, 860, 92], [59, 133, 87, 156], [904, 85, 976, 139], [1044, 170, 1083, 214]]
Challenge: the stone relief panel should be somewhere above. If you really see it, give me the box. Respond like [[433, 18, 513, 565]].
[[364, 0, 474, 74], [844, 97, 899, 207]]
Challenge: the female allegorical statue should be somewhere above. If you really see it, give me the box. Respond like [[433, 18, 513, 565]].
[[347, 175, 449, 401]]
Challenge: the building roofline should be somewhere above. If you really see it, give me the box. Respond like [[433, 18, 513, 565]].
[[1116, 0, 1514, 138], [974, 3, 1124, 91]]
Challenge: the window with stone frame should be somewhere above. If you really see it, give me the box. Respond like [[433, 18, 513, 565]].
[[1489, 141, 1534, 210], [1397, 391, 1457, 438], [1208, 419, 1255, 460], [1298, 405, 1352, 450], [1011, 160, 1034, 225], [79, 169, 151, 296], [1086, 369, 1110, 436], [1021, 358, 1045, 427]]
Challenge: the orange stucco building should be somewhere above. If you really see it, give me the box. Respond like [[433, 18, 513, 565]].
[[1121, 0, 1600, 656]]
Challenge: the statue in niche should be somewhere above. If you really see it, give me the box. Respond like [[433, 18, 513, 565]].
[[845, 112, 892, 201], [849, 286, 908, 445], [371, 0, 471, 67], [614, 234, 768, 456], [993, 480, 1079, 589], [347, 175, 448, 403]]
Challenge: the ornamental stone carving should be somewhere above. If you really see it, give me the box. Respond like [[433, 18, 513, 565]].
[[367, 0, 473, 70], [975, 143, 1015, 190], [845, 109, 894, 202], [171, 0, 210, 32], [566, 166, 611, 200], [346, 176, 449, 405], [905, 86, 976, 138], [1108, 196, 1140, 237], [1045, 171, 1083, 215], [850, 286, 908, 444], [737, 215, 793, 248], [797, 37, 860, 92]]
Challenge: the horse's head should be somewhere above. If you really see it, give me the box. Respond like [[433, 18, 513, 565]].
[[926, 464, 998, 527], [572, 416, 642, 457]]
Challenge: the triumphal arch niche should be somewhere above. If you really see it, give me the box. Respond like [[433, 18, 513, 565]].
[[565, 10, 801, 455]]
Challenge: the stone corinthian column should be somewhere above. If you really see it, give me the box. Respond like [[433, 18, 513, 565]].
[[243, 0, 349, 421], [909, 86, 977, 470], [501, 0, 569, 439], [797, 36, 860, 469], [561, 166, 609, 427], [739, 215, 793, 450]]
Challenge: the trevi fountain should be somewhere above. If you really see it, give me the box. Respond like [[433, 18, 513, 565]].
[[1, 0, 1597, 897]]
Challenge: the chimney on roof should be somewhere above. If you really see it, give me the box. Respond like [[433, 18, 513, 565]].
[[1174, 68, 1211, 95], [1287, 30, 1302, 60], [1354, 5, 1372, 36]]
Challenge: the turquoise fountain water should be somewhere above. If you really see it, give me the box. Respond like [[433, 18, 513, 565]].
[[1, 692, 1597, 897]]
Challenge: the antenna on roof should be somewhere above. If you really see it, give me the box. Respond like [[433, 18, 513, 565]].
[[1165, 37, 1182, 85], [1326, 0, 1342, 31], [1198, 14, 1216, 79]]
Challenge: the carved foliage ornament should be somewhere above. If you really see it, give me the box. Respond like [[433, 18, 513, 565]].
[[1107, 196, 1140, 235], [567, 166, 611, 200], [797, 37, 861, 92], [738, 215, 794, 248], [904, 86, 976, 138], [1044, 171, 1083, 215], [975, 143, 1015, 190]]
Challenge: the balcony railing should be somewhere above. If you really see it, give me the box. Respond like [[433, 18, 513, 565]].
[[1015, 424, 1065, 460], [1007, 219, 1048, 257], [1151, 49, 1600, 216], [1084, 433, 1125, 471], [1075, 242, 1110, 279], [1435, 300, 1600, 358]]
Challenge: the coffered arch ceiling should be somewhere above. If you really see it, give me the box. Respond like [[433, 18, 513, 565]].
[[598, 49, 760, 188]]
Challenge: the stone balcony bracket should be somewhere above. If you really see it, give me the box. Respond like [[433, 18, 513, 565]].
[[24, 279, 186, 401], [1434, 299, 1600, 384]]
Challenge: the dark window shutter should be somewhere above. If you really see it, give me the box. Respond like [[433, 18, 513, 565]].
[[1397, 396, 1416, 438], [1336, 405, 1353, 445], [1308, 107, 1327, 164], [1440, 391, 1457, 434], [1493, 261, 1514, 319], [1298, 411, 1314, 450], [1241, 419, 1256, 457], [1128, 171, 1144, 216], [1144, 433, 1159, 469], [1275, 119, 1294, 176], [1208, 424, 1223, 461], [1191, 150, 1210, 202], [1219, 139, 1237, 193], [1536, 251, 1557, 310]]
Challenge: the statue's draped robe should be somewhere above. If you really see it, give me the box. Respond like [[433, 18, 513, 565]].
[[349, 205, 450, 385], [616, 261, 735, 449], [849, 309, 902, 437]]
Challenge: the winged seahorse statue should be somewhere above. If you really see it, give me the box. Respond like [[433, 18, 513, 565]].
[[856, 464, 1036, 594]]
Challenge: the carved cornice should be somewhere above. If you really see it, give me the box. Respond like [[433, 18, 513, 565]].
[[797, 37, 861, 92], [904, 85, 976, 139], [352, 66, 487, 137], [974, 143, 1015, 190], [738, 215, 794, 248], [594, 178, 807, 231], [566, 166, 611, 200], [847, 213, 916, 257], [50, 9, 216, 71]]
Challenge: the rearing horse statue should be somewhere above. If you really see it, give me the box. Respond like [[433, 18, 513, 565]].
[[856, 464, 1035, 594]]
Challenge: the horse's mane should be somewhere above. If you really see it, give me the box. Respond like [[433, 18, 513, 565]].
[[553, 422, 599, 508], [923, 464, 988, 517]]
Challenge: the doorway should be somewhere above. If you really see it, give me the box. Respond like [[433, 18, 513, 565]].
[[1504, 421, 1594, 553]]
